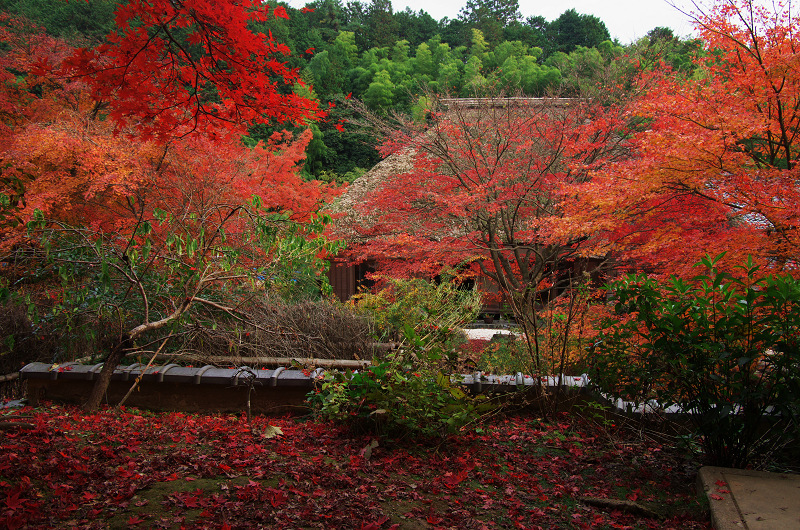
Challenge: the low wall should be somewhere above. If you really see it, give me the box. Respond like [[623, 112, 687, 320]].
[[20, 362, 318, 413], [25, 379, 310, 414], [19, 362, 592, 414]]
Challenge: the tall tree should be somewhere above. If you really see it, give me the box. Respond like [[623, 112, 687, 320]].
[[24, 127, 339, 410], [547, 9, 610, 54], [394, 8, 438, 48], [305, 0, 345, 43], [366, 0, 398, 49], [348, 94, 629, 372], [0, 14, 83, 238], [572, 0, 800, 275], [459, 0, 520, 27], [459, 0, 521, 45], [1, 4, 334, 411], [3, 0, 118, 43]]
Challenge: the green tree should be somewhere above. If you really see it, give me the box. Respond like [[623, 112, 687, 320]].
[[496, 55, 521, 88], [367, 0, 398, 48], [437, 58, 462, 93], [459, 0, 520, 44], [459, 0, 520, 26], [414, 41, 435, 78], [392, 39, 410, 63], [364, 69, 395, 110], [332, 30, 359, 65], [342, 0, 370, 51], [469, 28, 490, 60], [519, 55, 560, 94], [461, 55, 487, 95], [308, 0, 345, 42], [302, 123, 333, 177], [349, 65, 374, 96], [486, 39, 527, 70], [4, 0, 118, 42], [548, 9, 611, 54], [439, 17, 470, 49], [308, 51, 343, 96], [394, 7, 438, 47], [504, 16, 548, 52], [547, 42, 624, 98], [631, 26, 703, 73]]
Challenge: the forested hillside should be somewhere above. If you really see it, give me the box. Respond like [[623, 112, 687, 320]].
[[2, 0, 699, 181]]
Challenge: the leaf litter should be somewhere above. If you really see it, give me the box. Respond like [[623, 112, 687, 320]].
[[0, 403, 710, 529]]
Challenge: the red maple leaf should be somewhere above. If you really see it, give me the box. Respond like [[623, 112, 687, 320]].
[[273, 6, 289, 19], [267, 488, 288, 508], [443, 469, 469, 488]]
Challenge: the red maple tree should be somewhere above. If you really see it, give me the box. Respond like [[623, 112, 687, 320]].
[[61, 0, 320, 141], [348, 95, 630, 372], [0, 6, 335, 410], [572, 0, 800, 276]]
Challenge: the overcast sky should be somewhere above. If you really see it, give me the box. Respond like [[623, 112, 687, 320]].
[[284, 0, 701, 45]]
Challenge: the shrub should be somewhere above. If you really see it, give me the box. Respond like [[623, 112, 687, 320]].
[[349, 275, 481, 348], [456, 335, 529, 374], [0, 245, 133, 370], [591, 254, 800, 468], [475, 337, 529, 374], [307, 327, 491, 439]]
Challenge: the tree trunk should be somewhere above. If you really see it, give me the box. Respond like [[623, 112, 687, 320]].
[[83, 334, 130, 411]]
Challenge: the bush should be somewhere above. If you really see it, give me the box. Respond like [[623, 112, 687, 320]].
[[2, 209, 346, 370], [591, 254, 800, 468], [349, 275, 481, 347], [457, 336, 529, 374], [307, 327, 491, 439], [0, 244, 133, 370]]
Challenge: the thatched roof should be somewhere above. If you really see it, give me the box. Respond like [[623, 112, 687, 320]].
[[328, 147, 414, 235], [438, 97, 578, 109], [327, 97, 582, 240]]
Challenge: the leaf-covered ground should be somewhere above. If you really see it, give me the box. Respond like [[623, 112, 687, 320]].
[[1, 403, 710, 529]]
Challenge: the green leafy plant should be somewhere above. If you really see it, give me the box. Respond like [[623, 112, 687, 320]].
[[591, 254, 800, 468], [474, 337, 529, 374], [350, 274, 481, 348], [308, 326, 492, 440]]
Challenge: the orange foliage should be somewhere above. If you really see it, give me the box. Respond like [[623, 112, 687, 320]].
[[573, 0, 800, 276], [0, 14, 74, 137], [0, 13, 337, 249], [0, 6, 334, 412]]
